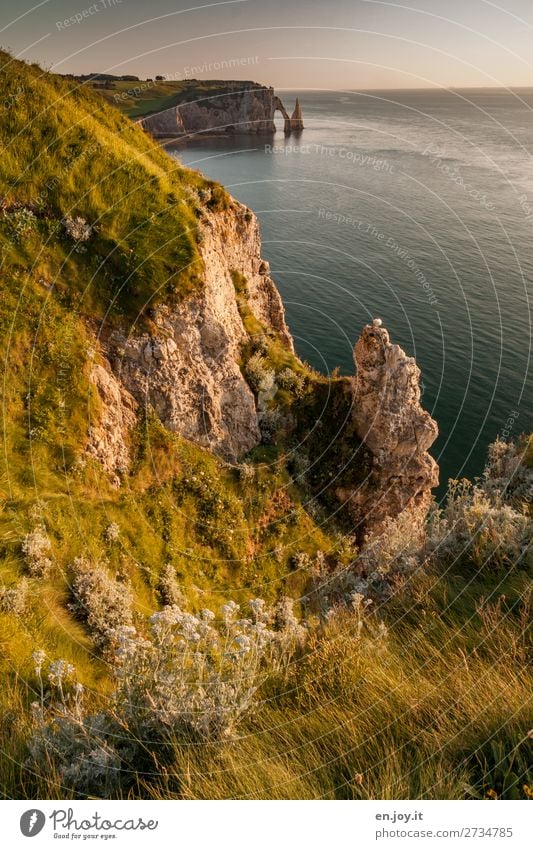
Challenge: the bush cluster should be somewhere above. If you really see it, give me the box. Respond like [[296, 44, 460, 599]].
[[21, 527, 52, 578], [69, 557, 134, 649], [28, 597, 305, 794]]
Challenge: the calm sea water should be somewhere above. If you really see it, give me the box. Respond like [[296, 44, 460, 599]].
[[169, 89, 533, 495]]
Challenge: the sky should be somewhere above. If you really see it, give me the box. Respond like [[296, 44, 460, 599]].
[[1, 0, 533, 89]]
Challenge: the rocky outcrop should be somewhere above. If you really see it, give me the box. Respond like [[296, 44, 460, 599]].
[[287, 98, 304, 132], [86, 362, 138, 479], [86, 190, 436, 543], [336, 319, 438, 538], [139, 84, 303, 138], [88, 201, 292, 468]]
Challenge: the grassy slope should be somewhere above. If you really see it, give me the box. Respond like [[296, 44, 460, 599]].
[[0, 54, 531, 800], [0, 53, 342, 786]]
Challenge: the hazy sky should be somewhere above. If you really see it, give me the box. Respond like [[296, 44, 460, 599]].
[[1, 0, 533, 89]]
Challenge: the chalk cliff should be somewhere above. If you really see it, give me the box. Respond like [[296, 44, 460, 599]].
[[87, 200, 292, 469], [139, 84, 302, 138]]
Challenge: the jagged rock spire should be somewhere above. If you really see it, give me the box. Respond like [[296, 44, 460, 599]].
[[289, 97, 304, 131], [336, 320, 438, 538]]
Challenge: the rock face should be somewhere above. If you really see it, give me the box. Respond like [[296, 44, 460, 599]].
[[337, 319, 439, 537], [86, 191, 436, 545], [86, 362, 138, 479], [139, 84, 302, 138], [87, 201, 292, 469]]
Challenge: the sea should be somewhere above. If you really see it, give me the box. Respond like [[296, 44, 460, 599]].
[[168, 89, 533, 497]]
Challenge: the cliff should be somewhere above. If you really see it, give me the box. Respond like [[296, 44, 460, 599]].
[[89, 238, 438, 538], [138, 84, 302, 138], [87, 200, 293, 470]]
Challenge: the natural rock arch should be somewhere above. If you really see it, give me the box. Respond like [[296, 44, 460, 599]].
[[272, 96, 304, 133]]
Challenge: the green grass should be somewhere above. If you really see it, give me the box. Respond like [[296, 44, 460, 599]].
[[1, 557, 530, 800], [0, 52, 241, 322], [154, 567, 531, 800]]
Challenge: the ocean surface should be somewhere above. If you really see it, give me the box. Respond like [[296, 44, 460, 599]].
[[169, 89, 533, 496]]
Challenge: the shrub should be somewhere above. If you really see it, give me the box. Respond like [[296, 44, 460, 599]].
[[104, 522, 120, 543], [27, 597, 306, 794], [258, 408, 284, 442], [69, 557, 133, 649], [0, 577, 29, 615], [21, 527, 52, 577], [237, 462, 255, 484], [28, 654, 122, 798], [2, 206, 37, 242], [277, 367, 306, 398], [62, 215, 92, 242], [428, 479, 530, 571], [157, 563, 185, 607], [356, 510, 422, 582], [483, 437, 533, 504], [244, 353, 275, 394]]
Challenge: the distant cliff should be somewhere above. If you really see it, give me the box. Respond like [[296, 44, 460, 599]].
[[138, 82, 304, 138]]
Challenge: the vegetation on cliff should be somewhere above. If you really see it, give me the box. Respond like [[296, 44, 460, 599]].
[[0, 53, 531, 801], [79, 77, 269, 120]]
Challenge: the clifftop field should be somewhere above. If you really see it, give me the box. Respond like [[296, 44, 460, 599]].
[[68, 74, 267, 120], [0, 51, 531, 801]]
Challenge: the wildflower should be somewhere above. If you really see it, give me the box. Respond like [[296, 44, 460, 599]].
[[104, 522, 120, 543], [32, 650, 46, 675], [221, 600, 240, 622], [234, 634, 252, 653], [62, 215, 92, 242], [22, 527, 52, 577], [48, 659, 75, 687]]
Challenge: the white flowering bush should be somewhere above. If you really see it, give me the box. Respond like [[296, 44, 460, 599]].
[[28, 652, 122, 797], [70, 557, 133, 649], [28, 597, 306, 794], [356, 510, 422, 581], [482, 438, 533, 505], [62, 215, 92, 242], [21, 526, 52, 577], [244, 353, 275, 394], [0, 577, 29, 615], [113, 597, 304, 741], [428, 479, 531, 571], [104, 522, 120, 543], [157, 563, 185, 607]]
